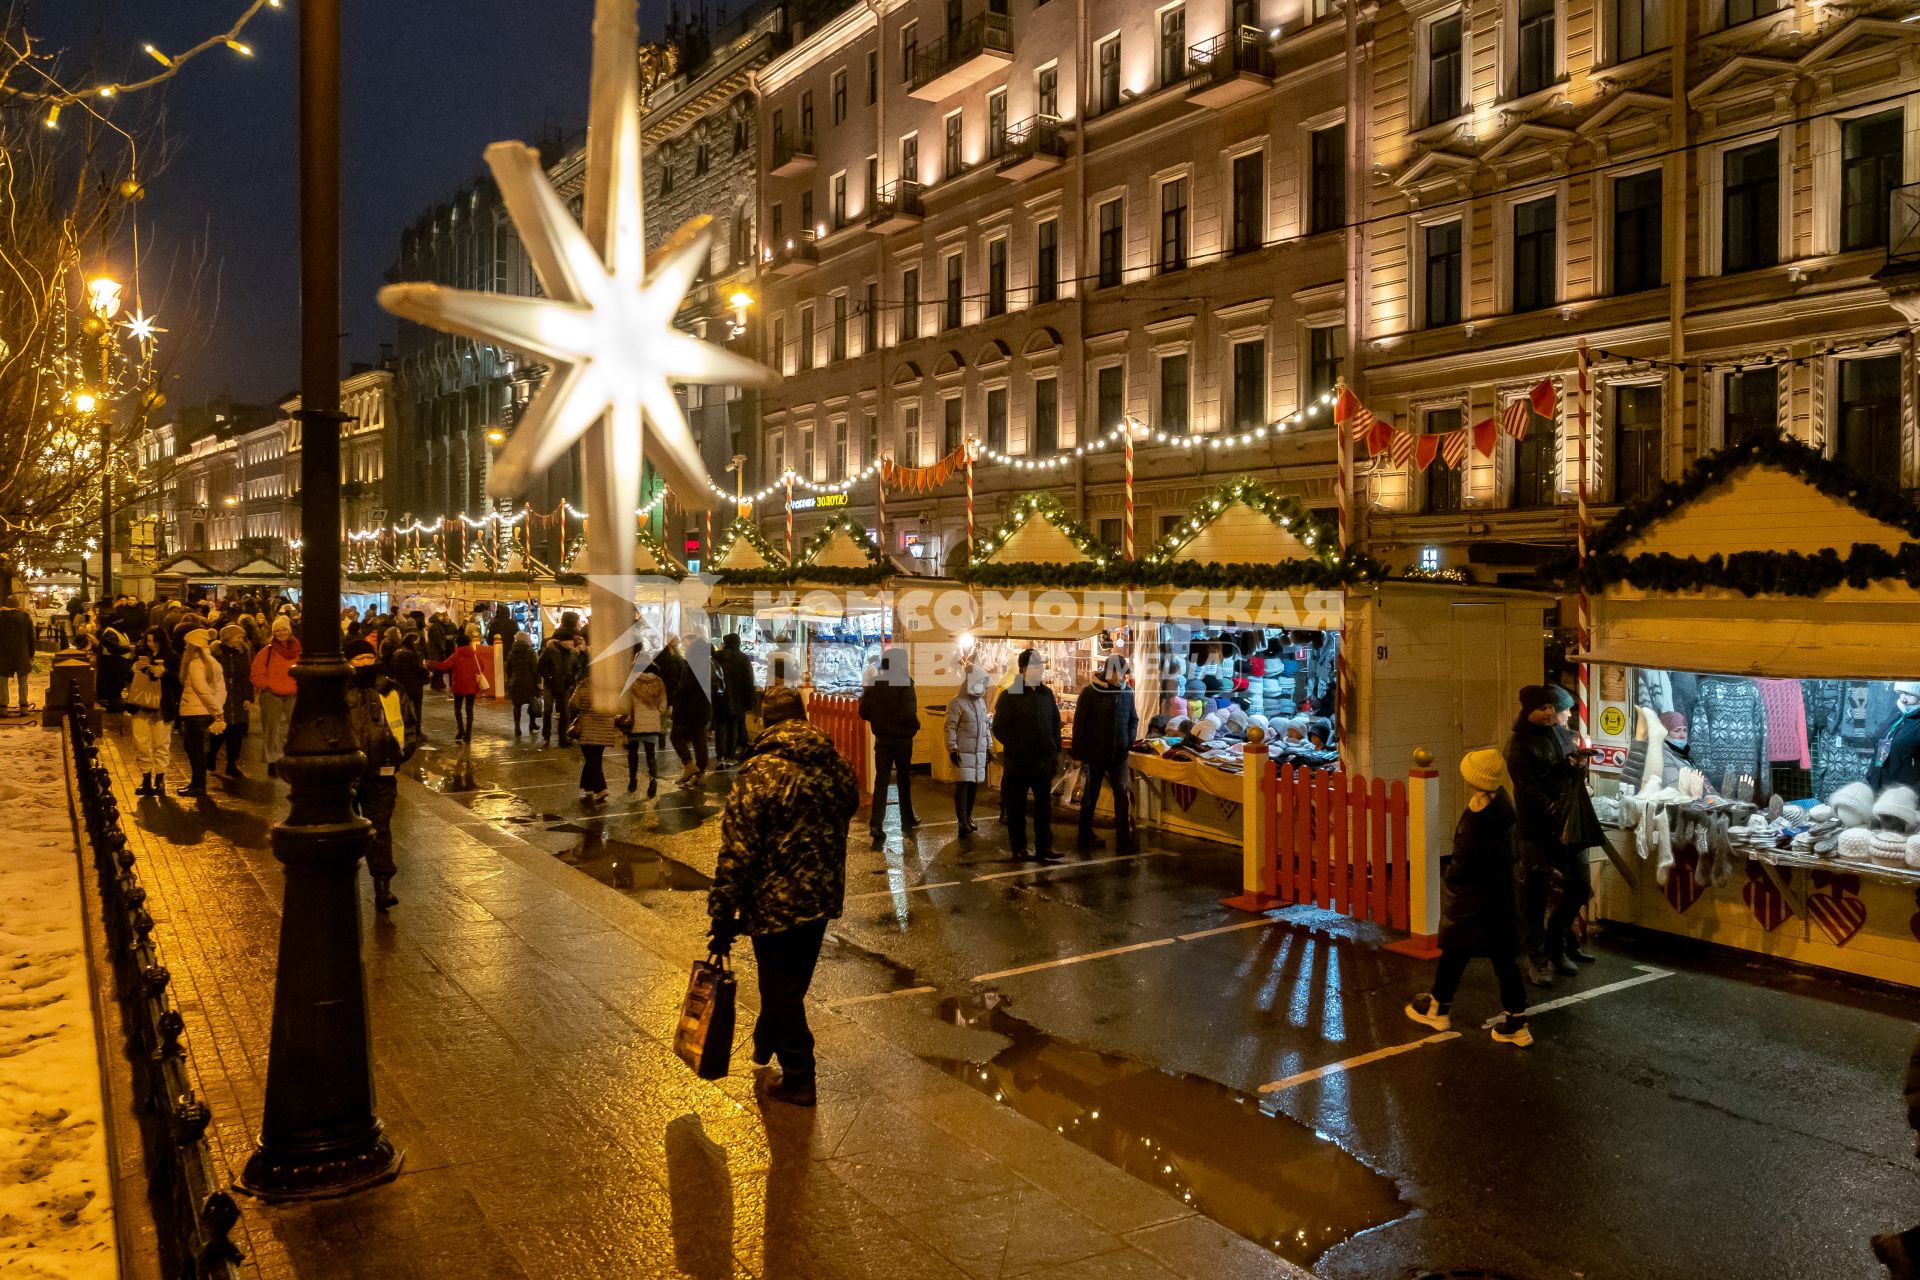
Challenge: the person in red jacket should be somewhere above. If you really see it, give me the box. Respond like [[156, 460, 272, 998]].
[[249, 615, 301, 773], [434, 632, 486, 743]]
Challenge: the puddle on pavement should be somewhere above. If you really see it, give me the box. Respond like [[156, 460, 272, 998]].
[[557, 828, 712, 893], [920, 992, 1403, 1268]]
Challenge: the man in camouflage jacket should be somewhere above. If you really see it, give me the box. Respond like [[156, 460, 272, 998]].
[[707, 685, 859, 1106]]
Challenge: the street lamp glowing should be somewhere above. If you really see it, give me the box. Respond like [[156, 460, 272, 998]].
[[728, 289, 754, 311], [87, 276, 122, 320], [485, 428, 507, 445], [73, 391, 97, 413]]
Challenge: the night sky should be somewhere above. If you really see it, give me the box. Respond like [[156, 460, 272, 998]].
[[37, 0, 637, 409]]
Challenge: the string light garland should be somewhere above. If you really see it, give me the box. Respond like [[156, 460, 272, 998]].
[[16, 0, 281, 111], [1588, 328, 1914, 374], [707, 515, 789, 574]]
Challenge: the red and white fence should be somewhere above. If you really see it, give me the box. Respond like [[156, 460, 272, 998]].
[[805, 692, 872, 809]]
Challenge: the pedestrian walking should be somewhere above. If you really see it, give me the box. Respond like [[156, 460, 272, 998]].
[[345, 642, 418, 912], [506, 632, 541, 737], [1507, 683, 1591, 986], [215, 624, 254, 778], [859, 646, 920, 844], [706, 685, 860, 1107], [569, 680, 624, 803], [944, 665, 992, 835], [714, 632, 755, 762], [992, 648, 1063, 861], [540, 613, 583, 747], [1072, 654, 1140, 854], [486, 604, 520, 648], [176, 627, 227, 798], [251, 615, 301, 772], [435, 632, 486, 743], [1404, 748, 1534, 1047], [390, 631, 430, 734], [426, 612, 454, 691], [626, 667, 668, 795], [0, 594, 34, 712], [662, 636, 712, 785], [126, 629, 171, 795], [96, 611, 133, 712]]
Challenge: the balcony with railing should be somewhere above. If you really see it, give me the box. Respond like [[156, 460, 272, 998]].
[[1186, 26, 1275, 107], [997, 116, 1070, 181], [768, 229, 820, 276], [770, 130, 816, 178], [909, 12, 1013, 101], [867, 180, 925, 234]]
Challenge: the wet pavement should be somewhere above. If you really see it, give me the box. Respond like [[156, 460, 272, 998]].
[[98, 688, 1920, 1279]]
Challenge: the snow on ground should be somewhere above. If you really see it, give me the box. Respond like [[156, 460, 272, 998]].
[[0, 706, 116, 1279]]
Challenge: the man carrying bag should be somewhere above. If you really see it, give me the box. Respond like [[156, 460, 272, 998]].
[[701, 686, 859, 1106]]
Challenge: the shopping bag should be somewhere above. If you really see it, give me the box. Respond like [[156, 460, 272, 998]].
[[673, 953, 736, 1080]]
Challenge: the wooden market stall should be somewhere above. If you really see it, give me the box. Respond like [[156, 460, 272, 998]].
[[1577, 437, 1920, 988]]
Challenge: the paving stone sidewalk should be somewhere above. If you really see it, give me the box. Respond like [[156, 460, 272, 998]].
[[90, 723, 1304, 1280]]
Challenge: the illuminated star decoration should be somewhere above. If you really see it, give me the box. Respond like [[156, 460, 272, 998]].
[[378, 0, 775, 712], [121, 309, 166, 359]]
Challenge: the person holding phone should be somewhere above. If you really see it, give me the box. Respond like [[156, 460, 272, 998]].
[[1506, 683, 1596, 985]]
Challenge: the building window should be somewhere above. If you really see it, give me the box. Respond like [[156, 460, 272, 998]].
[[831, 171, 848, 228], [944, 252, 964, 330], [1515, 0, 1555, 97], [800, 90, 814, 137], [797, 305, 815, 372], [1096, 364, 1125, 434], [1610, 0, 1662, 61], [944, 112, 964, 179], [944, 395, 965, 455], [832, 69, 848, 123], [900, 133, 919, 184], [1841, 109, 1903, 253], [1424, 408, 1464, 513], [733, 115, 749, 154], [1511, 195, 1557, 312], [866, 155, 879, 206], [1159, 353, 1189, 434], [1097, 35, 1121, 113], [1426, 13, 1463, 124], [1612, 384, 1662, 502], [1033, 377, 1059, 454], [1309, 124, 1346, 235], [1836, 354, 1902, 478], [1423, 220, 1463, 327], [660, 157, 675, 195], [987, 237, 1008, 316], [867, 49, 878, 104], [1232, 339, 1266, 432], [834, 419, 850, 478], [1723, 367, 1777, 443], [903, 404, 922, 463], [800, 425, 816, 480], [1308, 326, 1345, 398], [1099, 518, 1124, 551], [988, 89, 1008, 159], [1511, 409, 1557, 508], [1159, 177, 1188, 273], [772, 316, 786, 374], [1035, 219, 1059, 303], [801, 190, 813, 234], [986, 386, 1009, 453], [1724, 0, 1779, 25], [1036, 63, 1059, 118], [695, 140, 710, 176], [832, 293, 848, 361], [902, 266, 920, 340], [1612, 170, 1663, 294], [1722, 139, 1778, 274], [865, 413, 879, 462], [1159, 6, 1187, 85], [1231, 151, 1264, 254], [1098, 197, 1124, 288], [864, 281, 879, 352], [901, 21, 918, 83]]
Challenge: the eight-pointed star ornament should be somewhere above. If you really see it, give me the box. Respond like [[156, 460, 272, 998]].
[[379, 0, 776, 712]]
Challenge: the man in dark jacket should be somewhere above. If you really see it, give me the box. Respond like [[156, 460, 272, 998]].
[[858, 647, 920, 843], [1073, 654, 1140, 853], [539, 615, 584, 747], [714, 632, 757, 763], [992, 648, 1063, 861], [0, 594, 34, 712], [1506, 683, 1589, 987], [346, 642, 419, 913], [707, 686, 859, 1107], [96, 610, 134, 712]]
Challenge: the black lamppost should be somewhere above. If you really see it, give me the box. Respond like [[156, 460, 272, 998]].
[[237, 0, 401, 1200]]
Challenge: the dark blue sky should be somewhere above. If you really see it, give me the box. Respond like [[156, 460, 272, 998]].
[[40, 0, 622, 407]]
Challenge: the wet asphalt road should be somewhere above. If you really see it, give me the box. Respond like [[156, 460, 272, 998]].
[[402, 692, 1920, 1280]]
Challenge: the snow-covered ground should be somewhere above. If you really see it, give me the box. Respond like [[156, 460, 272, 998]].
[[0, 703, 116, 1279]]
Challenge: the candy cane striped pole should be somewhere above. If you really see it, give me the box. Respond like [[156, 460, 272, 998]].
[[1575, 343, 1593, 748], [1123, 419, 1136, 561], [1334, 378, 1353, 773], [965, 440, 975, 559], [785, 474, 794, 563], [877, 456, 888, 551]]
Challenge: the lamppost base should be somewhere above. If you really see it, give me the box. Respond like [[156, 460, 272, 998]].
[[237, 1131, 403, 1203]]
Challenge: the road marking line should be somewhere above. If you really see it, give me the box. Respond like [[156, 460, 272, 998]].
[[1257, 1032, 1461, 1093], [970, 851, 1164, 881], [1177, 916, 1283, 942], [846, 879, 966, 901], [828, 985, 937, 1009], [1480, 963, 1674, 1028], [972, 937, 1176, 983]]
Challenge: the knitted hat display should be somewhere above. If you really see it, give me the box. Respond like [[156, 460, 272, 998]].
[[1192, 718, 1217, 743], [1781, 804, 1807, 825], [1226, 707, 1250, 734], [1874, 786, 1920, 835], [1837, 827, 1876, 862], [1871, 829, 1910, 865], [1831, 782, 1876, 829], [1808, 804, 1834, 823], [1248, 713, 1271, 731], [1906, 833, 1920, 869], [1186, 698, 1206, 722]]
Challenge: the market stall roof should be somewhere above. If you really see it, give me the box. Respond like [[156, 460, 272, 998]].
[[1155, 476, 1336, 566], [154, 554, 218, 578], [709, 516, 789, 576], [793, 512, 900, 582], [228, 556, 289, 579], [635, 527, 687, 578], [973, 492, 1104, 569]]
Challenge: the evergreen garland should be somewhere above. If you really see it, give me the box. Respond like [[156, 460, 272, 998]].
[[1145, 474, 1340, 565], [708, 516, 789, 577], [969, 490, 1115, 570], [634, 525, 688, 580]]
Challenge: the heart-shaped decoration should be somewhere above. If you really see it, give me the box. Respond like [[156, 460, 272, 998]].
[[1742, 862, 1792, 932], [1170, 783, 1196, 812], [1663, 846, 1704, 915], [1216, 800, 1241, 820], [1807, 870, 1867, 947]]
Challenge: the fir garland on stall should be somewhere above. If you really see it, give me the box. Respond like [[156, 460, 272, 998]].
[[706, 516, 790, 584], [634, 524, 688, 579], [709, 512, 893, 586]]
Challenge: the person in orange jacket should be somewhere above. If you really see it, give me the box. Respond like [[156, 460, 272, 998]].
[[250, 614, 301, 773]]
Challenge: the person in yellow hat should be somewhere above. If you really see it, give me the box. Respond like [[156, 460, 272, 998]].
[[1404, 748, 1533, 1047]]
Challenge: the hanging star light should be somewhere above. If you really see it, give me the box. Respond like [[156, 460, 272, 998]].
[[121, 308, 165, 354], [378, 0, 775, 711]]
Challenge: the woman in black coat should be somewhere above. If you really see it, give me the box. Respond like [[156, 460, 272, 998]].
[[1506, 683, 1595, 985], [1404, 748, 1533, 1047]]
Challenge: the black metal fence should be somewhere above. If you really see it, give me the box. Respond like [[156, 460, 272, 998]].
[[66, 710, 243, 1278]]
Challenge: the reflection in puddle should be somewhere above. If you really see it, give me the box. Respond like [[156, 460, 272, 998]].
[[559, 828, 713, 893], [923, 993, 1403, 1268]]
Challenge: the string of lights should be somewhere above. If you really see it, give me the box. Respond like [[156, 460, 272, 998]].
[[16, 0, 280, 117], [1589, 327, 1914, 374]]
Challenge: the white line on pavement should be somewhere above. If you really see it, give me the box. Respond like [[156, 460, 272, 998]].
[[827, 985, 938, 1008], [845, 880, 966, 901], [970, 851, 1166, 881], [1480, 963, 1674, 1028], [1177, 916, 1284, 942], [972, 937, 1176, 983], [1258, 1032, 1461, 1093]]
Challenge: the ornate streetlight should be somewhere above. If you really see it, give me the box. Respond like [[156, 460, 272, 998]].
[[83, 275, 120, 601]]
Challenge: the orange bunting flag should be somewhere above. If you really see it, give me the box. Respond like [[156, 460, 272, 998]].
[[1388, 428, 1415, 466], [1414, 433, 1442, 471], [1499, 398, 1532, 440], [1472, 417, 1500, 457], [1334, 385, 1376, 444], [1441, 429, 1471, 469], [1366, 419, 1394, 456], [1529, 376, 1558, 419]]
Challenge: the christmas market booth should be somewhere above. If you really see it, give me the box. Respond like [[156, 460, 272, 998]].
[[1577, 437, 1920, 988], [533, 524, 689, 649]]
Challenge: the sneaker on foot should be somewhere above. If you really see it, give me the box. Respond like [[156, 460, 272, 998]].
[[1552, 955, 1580, 977], [1404, 994, 1451, 1032], [1526, 961, 1557, 989], [763, 1073, 816, 1107], [1567, 944, 1598, 963], [1490, 1015, 1534, 1047]]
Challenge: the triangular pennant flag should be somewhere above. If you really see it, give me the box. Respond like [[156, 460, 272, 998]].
[[1529, 376, 1558, 420], [1388, 427, 1415, 466], [1414, 433, 1441, 471], [1499, 398, 1531, 441], [1367, 419, 1394, 456], [1335, 386, 1376, 444], [1472, 417, 1500, 457], [1441, 429, 1470, 468]]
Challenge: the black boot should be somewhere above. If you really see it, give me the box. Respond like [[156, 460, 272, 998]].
[[764, 1071, 816, 1107], [373, 875, 398, 913], [136, 772, 154, 796]]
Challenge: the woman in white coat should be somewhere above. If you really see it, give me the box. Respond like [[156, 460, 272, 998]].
[[944, 666, 993, 836], [176, 627, 228, 798]]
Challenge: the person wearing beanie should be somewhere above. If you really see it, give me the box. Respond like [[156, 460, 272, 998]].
[[1071, 654, 1140, 854], [345, 646, 418, 912], [214, 623, 254, 779], [251, 614, 302, 773], [1405, 749, 1533, 1048], [993, 648, 1064, 861], [1870, 682, 1920, 792], [1507, 683, 1597, 986], [175, 628, 228, 798]]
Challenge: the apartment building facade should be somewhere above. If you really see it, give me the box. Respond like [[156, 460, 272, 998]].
[[752, 0, 1360, 573], [1357, 0, 1919, 580]]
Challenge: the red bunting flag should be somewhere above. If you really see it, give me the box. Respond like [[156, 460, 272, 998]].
[[1472, 417, 1500, 457], [1530, 376, 1558, 419], [1414, 433, 1441, 471], [1367, 419, 1394, 456], [1441, 429, 1470, 468], [1389, 428, 1415, 466], [1334, 385, 1376, 444], [1499, 398, 1532, 440]]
